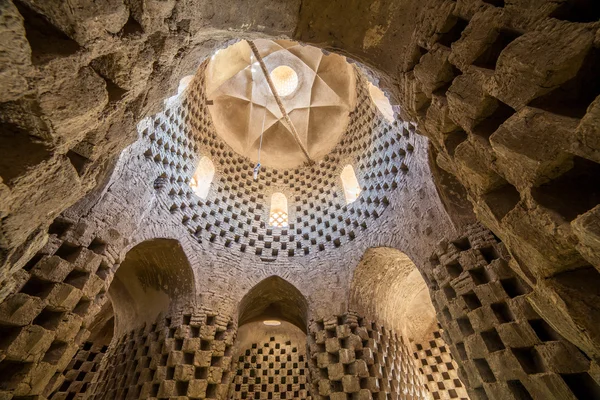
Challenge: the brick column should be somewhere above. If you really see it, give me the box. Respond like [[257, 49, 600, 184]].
[[308, 313, 429, 400], [89, 310, 235, 399]]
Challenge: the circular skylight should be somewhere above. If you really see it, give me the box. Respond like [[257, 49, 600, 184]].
[[270, 66, 298, 96]]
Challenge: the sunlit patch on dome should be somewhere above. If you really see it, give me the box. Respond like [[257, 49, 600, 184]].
[[270, 66, 298, 96], [263, 320, 282, 326], [368, 82, 395, 123]]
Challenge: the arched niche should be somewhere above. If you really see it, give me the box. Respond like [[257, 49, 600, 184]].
[[231, 277, 310, 399], [108, 238, 195, 335], [238, 276, 308, 333], [350, 247, 437, 343]]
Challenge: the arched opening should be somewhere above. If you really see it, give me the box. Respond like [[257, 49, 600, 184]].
[[269, 192, 288, 227], [350, 247, 469, 400], [190, 156, 215, 200], [108, 238, 195, 335], [231, 277, 310, 399], [340, 164, 361, 204], [367, 81, 395, 123], [238, 276, 307, 331]]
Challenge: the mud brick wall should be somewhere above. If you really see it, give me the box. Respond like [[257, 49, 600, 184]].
[[308, 313, 429, 400], [48, 341, 109, 400], [424, 224, 600, 400], [0, 216, 115, 398], [90, 310, 235, 400], [230, 336, 311, 399], [412, 325, 469, 400]]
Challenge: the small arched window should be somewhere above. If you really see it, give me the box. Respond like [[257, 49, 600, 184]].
[[341, 165, 361, 204], [269, 193, 288, 227], [190, 157, 215, 199]]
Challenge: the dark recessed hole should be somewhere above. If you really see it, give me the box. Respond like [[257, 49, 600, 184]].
[[452, 237, 471, 251], [456, 342, 468, 361], [474, 386, 488, 400], [0, 325, 22, 351], [529, 319, 562, 342], [529, 48, 600, 118], [206, 383, 218, 398], [176, 380, 189, 396], [550, 0, 600, 23], [482, 0, 505, 6], [33, 308, 64, 330], [0, 122, 52, 186], [443, 285, 457, 300], [483, 183, 520, 221], [0, 361, 31, 390], [469, 268, 490, 285], [20, 276, 54, 298], [491, 302, 515, 323], [513, 347, 546, 374], [166, 367, 174, 379], [433, 66, 463, 96], [120, 14, 144, 37], [104, 75, 128, 104], [500, 277, 531, 298], [507, 380, 532, 400], [13, 0, 81, 65], [531, 156, 600, 222], [88, 238, 107, 255], [479, 246, 499, 263], [66, 150, 90, 176], [23, 253, 44, 272], [446, 261, 463, 278], [473, 29, 520, 70], [444, 130, 468, 157], [438, 17, 469, 47], [561, 373, 600, 399], [48, 218, 73, 237], [481, 329, 505, 352], [457, 317, 475, 336], [64, 269, 89, 290], [73, 299, 91, 317], [474, 359, 496, 383], [473, 100, 516, 140], [54, 242, 80, 262], [43, 341, 68, 364], [463, 292, 482, 311]]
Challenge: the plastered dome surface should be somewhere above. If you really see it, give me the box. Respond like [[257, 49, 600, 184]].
[[205, 39, 357, 168]]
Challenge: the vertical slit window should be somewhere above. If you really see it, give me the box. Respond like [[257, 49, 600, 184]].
[[269, 193, 288, 227]]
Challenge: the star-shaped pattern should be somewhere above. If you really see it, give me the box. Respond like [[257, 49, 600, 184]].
[[205, 39, 357, 168]]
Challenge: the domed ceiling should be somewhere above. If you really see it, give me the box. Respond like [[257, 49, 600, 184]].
[[205, 39, 357, 169]]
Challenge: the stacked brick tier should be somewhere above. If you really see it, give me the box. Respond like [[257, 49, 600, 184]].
[[0, 217, 114, 398], [90, 310, 235, 400], [423, 224, 600, 400], [49, 341, 109, 399], [412, 326, 469, 400], [405, 0, 600, 363], [308, 313, 429, 400], [230, 336, 311, 399]]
